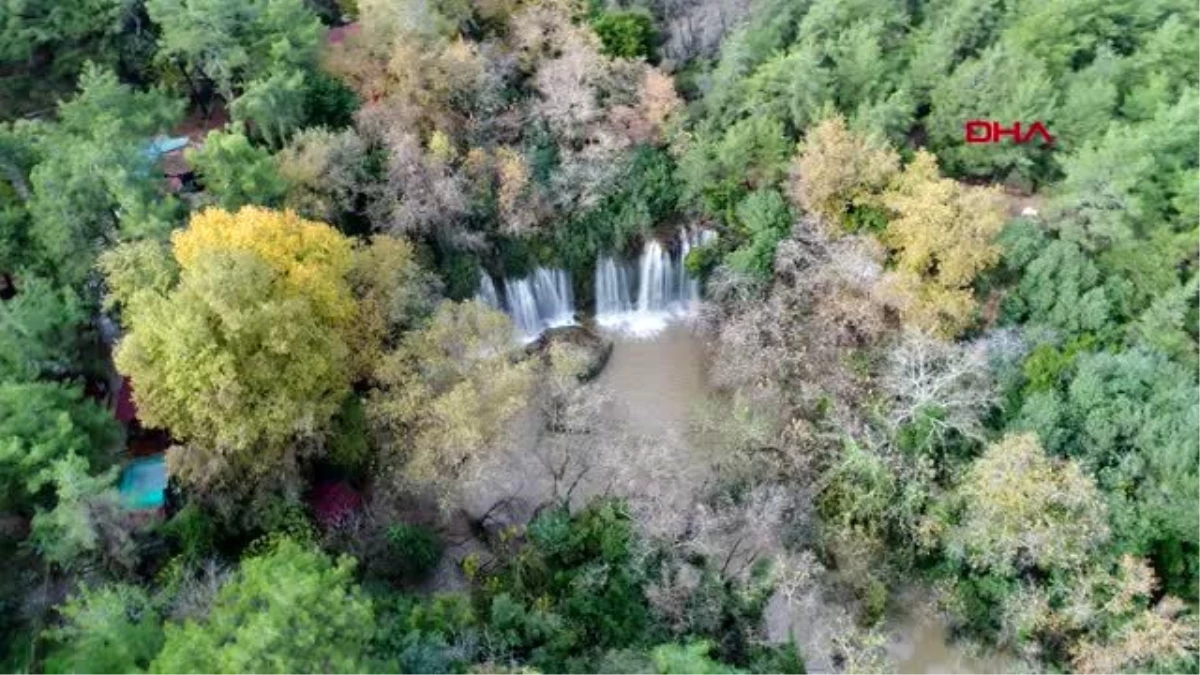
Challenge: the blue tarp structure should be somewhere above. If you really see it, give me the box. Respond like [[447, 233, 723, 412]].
[[143, 135, 190, 159], [119, 455, 167, 510]]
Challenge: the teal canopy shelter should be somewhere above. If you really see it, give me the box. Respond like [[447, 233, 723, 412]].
[[119, 455, 167, 510], [143, 135, 190, 158]]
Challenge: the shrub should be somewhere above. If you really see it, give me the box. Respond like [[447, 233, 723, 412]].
[[386, 523, 444, 579], [161, 504, 217, 564], [327, 395, 372, 477], [591, 10, 657, 60]]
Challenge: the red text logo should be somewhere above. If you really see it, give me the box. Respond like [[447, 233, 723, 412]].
[[964, 120, 1055, 145]]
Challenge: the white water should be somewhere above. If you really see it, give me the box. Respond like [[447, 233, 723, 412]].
[[475, 272, 501, 309], [475, 267, 576, 341], [596, 228, 715, 337]]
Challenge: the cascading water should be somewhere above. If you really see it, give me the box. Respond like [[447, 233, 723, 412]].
[[636, 239, 674, 313], [532, 268, 575, 329], [595, 228, 716, 336], [503, 278, 542, 338], [474, 267, 576, 341], [475, 272, 501, 310], [595, 257, 634, 316]]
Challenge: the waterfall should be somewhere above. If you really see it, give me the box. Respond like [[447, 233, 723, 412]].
[[475, 271, 501, 310], [595, 257, 634, 316], [503, 278, 541, 338], [678, 231, 693, 306], [474, 267, 576, 341], [532, 268, 575, 329], [636, 239, 674, 313], [595, 228, 716, 336]]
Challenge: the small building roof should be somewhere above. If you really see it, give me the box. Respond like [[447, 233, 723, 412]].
[[144, 135, 191, 157]]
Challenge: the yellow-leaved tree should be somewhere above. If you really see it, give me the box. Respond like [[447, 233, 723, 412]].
[[346, 235, 439, 378], [112, 207, 386, 488], [944, 433, 1109, 576], [879, 151, 1005, 336], [369, 300, 536, 502], [790, 115, 899, 231], [172, 206, 357, 327]]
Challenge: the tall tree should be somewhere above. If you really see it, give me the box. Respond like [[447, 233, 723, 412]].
[[42, 584, 164, 674], [277, 127, 371, 226], [1019, 347, 1200, 597], [230, 68, 308, 149], [369, 301, 535, 493], [185, 126, 288, 211], [725, 188, 793, 279], [147, 0, 324, 104], [0, 276, 84, 381], [879, 151, 1005, 336], [944, 433, 1109, 576], [151, 538, 375, 673], [26, 64, 183, 287], [113, 208, 358, 486], [346, 235, 439, 377], [170, 206, 355, 327], [29, 453, 128, 570], [927, 40, 1058, 185], [789, 115, 899, 231], [679, 116, 791, 220], [0, 381, 121, 512]]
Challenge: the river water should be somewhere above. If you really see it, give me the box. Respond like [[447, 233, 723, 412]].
[[890, 620, 1008, 673], [595, 323, 709, 435], [595, 324, 1011, 674]]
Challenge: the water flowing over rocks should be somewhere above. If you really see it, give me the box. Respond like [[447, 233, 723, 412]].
[[594, 227, 716, 337], [475, 267, 576, 341]]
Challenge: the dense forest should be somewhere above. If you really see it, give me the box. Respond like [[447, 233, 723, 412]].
[[0, 0, 1197, 672]]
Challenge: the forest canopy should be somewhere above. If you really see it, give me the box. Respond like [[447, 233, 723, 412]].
[[0, 0, 1196, 672]]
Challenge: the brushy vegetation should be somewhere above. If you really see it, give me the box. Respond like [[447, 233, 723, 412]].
[[0, 0, 1195, 671]]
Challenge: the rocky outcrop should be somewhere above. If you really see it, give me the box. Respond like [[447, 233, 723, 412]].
[[524, 324, 613, 381]]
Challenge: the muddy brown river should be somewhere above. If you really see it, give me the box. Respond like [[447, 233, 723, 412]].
[[596, 324, 1011, 674], [595, 323, 710, 436]]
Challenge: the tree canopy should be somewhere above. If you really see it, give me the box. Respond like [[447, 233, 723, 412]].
[[1, 0, 1195, 672], [151, 538, 374, 673]]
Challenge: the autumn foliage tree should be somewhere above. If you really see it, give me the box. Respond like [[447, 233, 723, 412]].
[[943, 433, 1109, 576], [171, 207, 356, 328], [346, 235, 440, 377], [879, 151, 1005, 336], [369, 300, 535, 499], [790, 115, 899, 232], [112, 207, 359, 487]]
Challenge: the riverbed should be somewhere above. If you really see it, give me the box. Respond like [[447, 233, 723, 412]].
[[595, 323, 1011, 674], [595, 322, 710, 436]]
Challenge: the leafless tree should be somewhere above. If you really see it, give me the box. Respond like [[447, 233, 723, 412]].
[[368, 131, 481, 250], [686, 485, 794, 578], [881, 329, 996, 442], [651, 0, 753, 64], [533, 30, 604, 144], [165, 559, 230, 622], [708, 223, 892, 435]]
